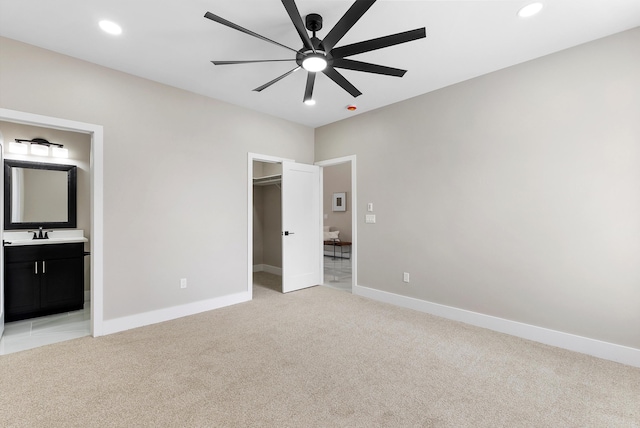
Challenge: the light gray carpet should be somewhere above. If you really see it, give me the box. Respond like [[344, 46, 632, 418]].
[[1, 274, 639, 427]]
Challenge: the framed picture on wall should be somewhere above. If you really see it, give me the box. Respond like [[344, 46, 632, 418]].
[[332, 192, 346, 212]]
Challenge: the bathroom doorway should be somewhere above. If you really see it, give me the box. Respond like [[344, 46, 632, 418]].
[[0, 108, 103, 354]]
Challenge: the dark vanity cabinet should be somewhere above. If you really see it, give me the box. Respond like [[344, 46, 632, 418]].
[[5, 243, 84, 322]]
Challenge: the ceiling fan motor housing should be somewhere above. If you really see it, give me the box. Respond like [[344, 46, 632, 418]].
[[296, 13, 330, 69], [305, 13, 323, 32]]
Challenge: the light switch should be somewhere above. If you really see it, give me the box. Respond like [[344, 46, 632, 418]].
[[365, 214, 376, 224], [367, 203, 374, 212]]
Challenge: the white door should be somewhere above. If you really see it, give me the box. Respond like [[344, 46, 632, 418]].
[[0, 143, 4, 338], [281, 161, 321, 293]]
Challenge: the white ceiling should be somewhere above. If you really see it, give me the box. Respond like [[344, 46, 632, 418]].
[[1, 1, 639, 128]]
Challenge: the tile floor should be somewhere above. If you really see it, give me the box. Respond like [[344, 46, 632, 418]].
[[253, 256, 352, 293], [323, 255, 352, 293], [0, 303, 90, 355]]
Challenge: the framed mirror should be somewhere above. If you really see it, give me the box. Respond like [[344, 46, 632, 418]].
[[4, 160, 77, 230]]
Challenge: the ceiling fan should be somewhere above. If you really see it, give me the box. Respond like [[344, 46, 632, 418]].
[[204, 0, 426, 105]]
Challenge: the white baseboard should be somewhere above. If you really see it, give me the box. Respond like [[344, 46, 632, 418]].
[[354, 285, 640, 368], [102, 291, 250, 336], [253, 264, 282, 276]]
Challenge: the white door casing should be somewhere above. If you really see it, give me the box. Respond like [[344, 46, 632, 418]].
[[281, 161, 321, 293], [0, 108, 103, 337], [0, 142, 4, 338]]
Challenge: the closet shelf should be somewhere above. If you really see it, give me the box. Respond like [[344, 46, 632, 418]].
[[253, 174, 281, 186]]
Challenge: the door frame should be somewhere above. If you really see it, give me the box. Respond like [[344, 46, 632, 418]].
[[315, 155, 357, 290], [247, 153, 357, 295], [0, 108, 104, 336], [247, 153, 293, 298], [0, 143, 3, 337]]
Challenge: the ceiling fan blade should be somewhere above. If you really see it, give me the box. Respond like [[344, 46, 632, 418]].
[[281, 0, 316, 53], [332, 58, 406, 77], [331, 28, 426, 58], [212, 59, 295, 65], [253, 67, 301, 92], [322, 67, 362, 98], [322, 0, 377, 52], [304, 72, 316, 103], [204, 11, 300, 55]]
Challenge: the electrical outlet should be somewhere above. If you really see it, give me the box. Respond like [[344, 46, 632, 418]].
[[365, 214, 376, 224], [180, 278, 187, 289], [403, 272, 410, 283]]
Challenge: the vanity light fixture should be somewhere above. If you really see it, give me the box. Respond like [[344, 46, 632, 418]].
[[8, 140, 29, 155], [12, 138, 69, 158], [51, 146, 69, 158], [30, 141, 50, 156]]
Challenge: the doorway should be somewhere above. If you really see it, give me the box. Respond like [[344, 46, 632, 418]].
[[247, 153, 321, 297], [252, 159, 283, 293], [0, 108, 104, 349], [316, 156, 357, 292], [0, 122, 91, 354]]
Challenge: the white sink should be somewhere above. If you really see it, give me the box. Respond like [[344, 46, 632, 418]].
[[3, 230, 88, 246]]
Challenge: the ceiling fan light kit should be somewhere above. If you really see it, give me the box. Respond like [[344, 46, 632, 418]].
[[301, 53, 328, 72], [204, 0, 426, 105]]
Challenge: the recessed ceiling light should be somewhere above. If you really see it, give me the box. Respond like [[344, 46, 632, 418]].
[[518, 2, 544, 18], [99, 20, 122, 35]]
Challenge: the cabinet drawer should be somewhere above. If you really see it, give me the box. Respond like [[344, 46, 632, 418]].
[[5, 243, 84, 263]]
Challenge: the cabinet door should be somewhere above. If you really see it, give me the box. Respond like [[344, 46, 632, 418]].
[[40, 257, 84, 312], [5, 261, 40, 321]]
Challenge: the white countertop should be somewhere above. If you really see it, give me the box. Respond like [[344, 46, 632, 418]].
[[3, 230, 88, 246]]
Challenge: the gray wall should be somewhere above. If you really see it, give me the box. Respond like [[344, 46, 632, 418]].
[[323, 162, 352, 242], [252, 162, 265, 265], [253, 161, 282, 269], [261, 185, 282, 268], [0, 36, 313, 320], [252, 187, 264, 266], [315, 28, 640, 349]]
